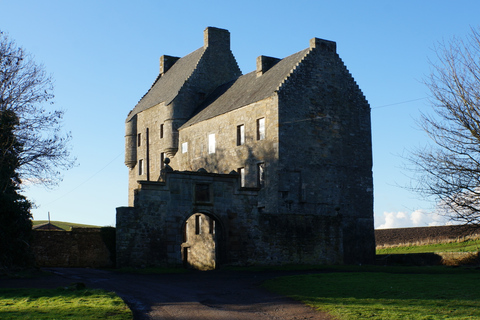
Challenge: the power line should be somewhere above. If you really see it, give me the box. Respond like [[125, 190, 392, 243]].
[[44, 151, 123, 206], [372, 97, 428, 109]]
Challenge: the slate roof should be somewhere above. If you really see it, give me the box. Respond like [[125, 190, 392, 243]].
[[181, 48, 310, 128], [33, 222, 65, 231], [126, 48, 205, 122]]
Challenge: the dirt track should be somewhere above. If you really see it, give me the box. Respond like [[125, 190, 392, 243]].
[[1, 268, 332, 320]]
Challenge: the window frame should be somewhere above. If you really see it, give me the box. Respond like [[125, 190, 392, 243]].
[[238, 167, 245, 187], [182, 141, 188, 153], [257, 162, 265, 188], [208, 133, 216, 154], [257, 117, 265, 140], [160, 152, 165, 170], [236, 124, 245, 146], [138, 159, 144, 175], [195, 215, 201, 235]]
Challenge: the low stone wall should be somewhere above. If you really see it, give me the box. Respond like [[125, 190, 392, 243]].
[[376, 252, 480, 266], [32, 227, 115, 268]]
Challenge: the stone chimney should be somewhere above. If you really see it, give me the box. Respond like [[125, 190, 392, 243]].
[[204, 27, 230, 49], [256, 55, 281, 77], [160, 55, 180, 75], [309, 38, 336, 53]]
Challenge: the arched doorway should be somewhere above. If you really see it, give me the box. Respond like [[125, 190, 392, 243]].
[[181, 213, 219, 270]]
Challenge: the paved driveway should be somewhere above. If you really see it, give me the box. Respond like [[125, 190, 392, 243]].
[[2, 268, 332, 319]]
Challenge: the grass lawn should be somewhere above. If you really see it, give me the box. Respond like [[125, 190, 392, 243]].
[[263, 266, 480, 320], [377, 238, 480, 254], [0, 287, 132, 320]]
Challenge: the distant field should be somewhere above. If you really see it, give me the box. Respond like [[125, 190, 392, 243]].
[[376, 238, 480, 254], [32, 220, 101, 231]]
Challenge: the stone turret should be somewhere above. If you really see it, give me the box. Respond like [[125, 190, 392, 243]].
[[124, 115, 137, 168]]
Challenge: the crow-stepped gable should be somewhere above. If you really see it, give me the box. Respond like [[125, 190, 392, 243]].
[[117, 27, 374, 270]]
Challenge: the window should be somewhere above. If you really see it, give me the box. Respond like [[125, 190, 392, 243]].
[[208, 217, 215, 234], [184, 222, 188, 242], [208, 133, 216, 154], [195, 184, 210, 203], [138, 159, 144, 175], [257, 162, 265, 188], [237, 124, 245, 146], [195, 215, 201, 235], [160, 152, 165, 170], [182, 142, 188, 153], [160, 124, 164, 138], [257, 118, 265, 140], [137, 133, 142, 147], [238, 167, 245, 187]]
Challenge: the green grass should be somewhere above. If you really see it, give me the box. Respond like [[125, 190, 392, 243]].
[[377, 238, 480, 254], [263, 267, 480, 320], [32, 220, 101, 230], [0, 287, 132, 320]]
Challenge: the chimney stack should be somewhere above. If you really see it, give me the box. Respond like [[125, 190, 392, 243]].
[[204, 27, 230, 49], [160, 55, 180, 75], [309, 38, 336, 53], [256, 55, 280, 77]]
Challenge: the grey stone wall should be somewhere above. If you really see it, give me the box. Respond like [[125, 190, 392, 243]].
[[276, 38, 374, 264], [117, 171, 344, 268], [32, 227, 115, 268]]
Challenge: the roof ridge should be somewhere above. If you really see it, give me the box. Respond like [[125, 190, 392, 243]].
[[170, 48, 208, 106], [126, 48, 205, 121]]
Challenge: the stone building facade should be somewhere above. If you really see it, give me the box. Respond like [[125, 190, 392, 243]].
[[117, 27, 374, 269]]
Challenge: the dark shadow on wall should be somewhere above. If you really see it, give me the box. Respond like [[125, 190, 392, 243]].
[[32, 227, 116, 268]]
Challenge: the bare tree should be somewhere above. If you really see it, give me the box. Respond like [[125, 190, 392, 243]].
[[0, 31, 75, 187], [410, 26, 480, 228]]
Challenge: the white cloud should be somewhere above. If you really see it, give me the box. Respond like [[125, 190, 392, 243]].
[[375, 209, 449, 229]]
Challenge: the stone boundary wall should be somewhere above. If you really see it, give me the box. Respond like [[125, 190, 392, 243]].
[[376, 252, 480, 267], [375, 225, 480, 247], [32, 227, 115, 268]]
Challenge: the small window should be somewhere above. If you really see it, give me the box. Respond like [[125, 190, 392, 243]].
[[138, 159, 144, 175], [209, 217, 215, 235], [160, 152, 165, 170], [257, 162, 265, 188], [160, 124, 164, 139], [137, 133, 142, 147], [195, 215, 201, 235], [184, 221, 188, 242], [182, 142, 188, 153], [257, 118, 265, 140], [195, 184, 210, 203], [208, 133, 216, 154], [237, 124, 245, 146], [238, 167, 245, 187]]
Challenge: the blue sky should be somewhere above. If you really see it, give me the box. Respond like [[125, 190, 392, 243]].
[[1, 0, 479, 228]]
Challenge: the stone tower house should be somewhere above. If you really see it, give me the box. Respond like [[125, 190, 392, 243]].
[[117, 27, 374, 269]]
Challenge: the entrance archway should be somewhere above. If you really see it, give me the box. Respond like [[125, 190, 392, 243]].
[[181, 213, 219, 270]]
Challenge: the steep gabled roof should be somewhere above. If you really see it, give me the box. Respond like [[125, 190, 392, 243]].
[[126, 48, 204, 121], [181, 48, 310, 128], [33, 222, 65, 231]]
